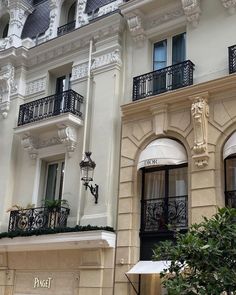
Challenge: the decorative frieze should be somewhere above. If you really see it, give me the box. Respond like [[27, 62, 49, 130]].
[[97, 0, 123, 17], [71, 63, 88, 81], [147, 8, 184, 30], [91, 49, 122, 71], [0, 64, 17, 118], [181, 0, 201, 27], [26, 77, 46, 96], [220, 0, 236, 14], [190, 92, 209, 168]]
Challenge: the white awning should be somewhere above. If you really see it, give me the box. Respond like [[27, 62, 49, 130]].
[[126, 261, 171, 274], [223, 132, 236, 159], [137, 138, 187, 170]]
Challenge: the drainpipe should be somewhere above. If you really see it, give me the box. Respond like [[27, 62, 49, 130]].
[[76, 38, 93, 224]]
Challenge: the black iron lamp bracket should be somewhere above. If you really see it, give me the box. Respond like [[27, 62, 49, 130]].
[[84, 183, 99, 204]]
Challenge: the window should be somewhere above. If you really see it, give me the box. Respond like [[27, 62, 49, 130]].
[[225, 156, 236, 208], [44, 160, 65, 201], [153, 33, 186, 93], [67, 2, 76, 23], [0, 13, 10, 39], [153, 32, 186, 70], [53, 74, 71, 115]]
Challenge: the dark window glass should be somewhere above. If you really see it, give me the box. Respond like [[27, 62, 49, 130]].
[[172, 32, 186, 65], [2, 23, 9, 38], [225, 157, 236, 208], [153, 40, 167, 71], [67, 2, 76, 23]]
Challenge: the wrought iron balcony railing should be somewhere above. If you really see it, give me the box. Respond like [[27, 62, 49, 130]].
[[57, 20, 76, 36], [141, 195, 188, 233], [229, 45, 236, 74], [225, 190, 236, 208], [18, 89, 83, 126], [133, 60, 195, 101], [8, 206, 70, 232]]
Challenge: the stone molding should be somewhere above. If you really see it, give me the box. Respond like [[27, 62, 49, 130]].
[[71, 62, 88, 81], [0, 64, 17, 118], [181, 0, 201, 27], [26, 77, 46, 96], [190, 92, 209, 168], [220, 0, 236, 14], [91, 49, 122, 71], [97, 0, 123, 18]]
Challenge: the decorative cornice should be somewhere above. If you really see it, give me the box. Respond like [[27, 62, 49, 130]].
[[220, 0, 236, 14], [181, 0, 201, 27], [26, 77, 46, 96], [91, 49, 122, 71], [190, 92, 209, 168]]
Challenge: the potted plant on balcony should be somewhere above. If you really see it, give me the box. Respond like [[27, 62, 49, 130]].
[[43, 199, 69, 229]]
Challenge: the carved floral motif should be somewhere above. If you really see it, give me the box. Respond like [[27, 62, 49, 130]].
[[91, 49, 122, 70], [26, 78, 46, 96], [71, 63, 88, 81], [181, 0, 201, 27], [58, 126, 77, 156], [221, 0, 236, 14], [77, 0, 88, 27], [190, 93, 209, 167]]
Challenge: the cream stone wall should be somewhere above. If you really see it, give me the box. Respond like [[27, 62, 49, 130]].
[[0, 248, 115, 295], [114, 74, 236, 294]]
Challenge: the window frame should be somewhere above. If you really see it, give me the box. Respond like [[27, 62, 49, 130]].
[[44, 159, 65, 201], [153, 32, 186, 71], [224, 154, 236, 208]]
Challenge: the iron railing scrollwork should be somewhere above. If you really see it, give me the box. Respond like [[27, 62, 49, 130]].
[[8, 206, 70, 232], [18, 89, 83, 126], [141, 196, 188, 232], [229, 45, 236, 74], [225, 190, 236, 208], [57, 20, 76, 36], [132, 60, 195, 101]]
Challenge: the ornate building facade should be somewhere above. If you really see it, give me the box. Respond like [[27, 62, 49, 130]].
[[0, 0, 236, 295]]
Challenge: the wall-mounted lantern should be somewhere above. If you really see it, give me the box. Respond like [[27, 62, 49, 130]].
[[79, 152, 98, 204]]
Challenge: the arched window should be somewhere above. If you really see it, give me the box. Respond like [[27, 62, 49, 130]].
[[224, 132, 236, 208], [0, 13, 10, 39], [57, 1, 76, 36], [67, 2, 76, 23], [138, 138, 188, 260]]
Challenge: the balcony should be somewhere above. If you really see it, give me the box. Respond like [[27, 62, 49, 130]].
[[57, 20, 76, 36], [225, 190, 236, 208], [8, 206, 70, 232], [132, 60, 194, 101], [141, 195, 188, 233], [18, 89, 83, 127], [229, 45, 236, 74]]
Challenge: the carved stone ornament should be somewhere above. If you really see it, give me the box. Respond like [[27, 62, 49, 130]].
[[26, 77, 46, 96], [150, 104, 168, 136], [181, 0, 201, 27], [126, 11, 146, 45], [221, 0, 236, 14], [58, 126, 78, 156], [77, 0, 88, 27], [91, 49, 122, 71], [21, 134, 38, 159], [71, 63, 88, 81], [190, 93, 209, 168], [0, 64, 17, 118]]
